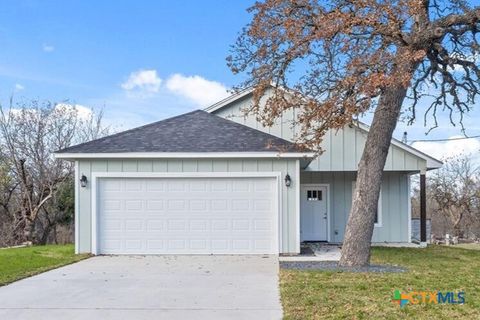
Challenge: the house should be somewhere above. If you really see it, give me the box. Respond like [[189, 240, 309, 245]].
[[55, 88, 442, 255]]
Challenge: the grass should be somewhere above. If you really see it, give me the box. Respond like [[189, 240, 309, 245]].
[[0, 244, 90, 286], [450, 243, 480, 251], [280, 245, 480, 319]]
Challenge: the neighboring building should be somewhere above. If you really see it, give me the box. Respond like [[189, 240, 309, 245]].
[[56, 87, 442, 255]]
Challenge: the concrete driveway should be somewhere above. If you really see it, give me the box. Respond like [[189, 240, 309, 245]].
[[0, 255, 282, 320]]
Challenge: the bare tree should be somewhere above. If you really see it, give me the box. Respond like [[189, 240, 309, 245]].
[[0, 100, 107, 244], [228, 0, 480, 266], [0, 155, 17, 246], [429, 155, 480, 238]]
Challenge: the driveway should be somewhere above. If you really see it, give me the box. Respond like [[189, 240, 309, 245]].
[[0, 255, 282, 320]]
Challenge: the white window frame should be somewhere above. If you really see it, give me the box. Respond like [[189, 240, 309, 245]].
[[352, 181, 382, 227]]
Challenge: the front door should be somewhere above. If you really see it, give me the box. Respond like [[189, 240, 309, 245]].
[[300, 185, 328, 241]]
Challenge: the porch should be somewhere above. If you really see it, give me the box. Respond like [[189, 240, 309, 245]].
[[298, 170, 429, 246]]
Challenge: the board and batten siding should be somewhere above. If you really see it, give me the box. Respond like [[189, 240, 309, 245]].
[[213, 93, 427, 172], [301, 171, 410, 243], [77, 158, 300, 254]]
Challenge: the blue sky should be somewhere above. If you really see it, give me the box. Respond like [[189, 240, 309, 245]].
[[0, 0, 479, 160]]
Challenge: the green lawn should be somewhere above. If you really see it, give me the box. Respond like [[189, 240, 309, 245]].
[[281, 246, 480, 319], [451, 243, 480, 251], [0, 244, 90, 286]]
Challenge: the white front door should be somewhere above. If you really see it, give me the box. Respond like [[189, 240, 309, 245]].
[[97, 177, 278, 254], [300, 185, 328, 241]]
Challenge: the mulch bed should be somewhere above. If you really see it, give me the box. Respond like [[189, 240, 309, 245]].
[[280, 261, 406, 273]]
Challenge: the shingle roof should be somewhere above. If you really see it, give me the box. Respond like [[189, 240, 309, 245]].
[[56, 110, 304, 154]]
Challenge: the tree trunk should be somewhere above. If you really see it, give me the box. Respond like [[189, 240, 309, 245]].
[[24, 216, 35, 244], [452, 211, 464, 238], [53, 224, 58, 244], [339, 84, 409, 267]]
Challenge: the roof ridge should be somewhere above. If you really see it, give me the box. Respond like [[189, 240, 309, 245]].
[[55, 108, 309, 154]]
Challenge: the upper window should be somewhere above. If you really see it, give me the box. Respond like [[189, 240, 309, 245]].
[[352, 181, 382, 227], [307, 190, 322, 201]]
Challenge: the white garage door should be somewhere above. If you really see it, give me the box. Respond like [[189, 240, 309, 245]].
[[97, 177, 278, 254]]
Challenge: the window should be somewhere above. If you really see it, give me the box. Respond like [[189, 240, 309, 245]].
[[352, 181, 382, 227], [307, 189, 322, 201]]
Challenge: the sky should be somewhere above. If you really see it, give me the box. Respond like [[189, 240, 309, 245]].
[[0, 0, 479, 163]]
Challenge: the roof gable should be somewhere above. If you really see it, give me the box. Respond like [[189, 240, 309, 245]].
[[56, 110, 307, 154], [205, 88, 442, 170]]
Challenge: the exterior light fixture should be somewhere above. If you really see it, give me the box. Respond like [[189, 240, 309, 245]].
[[284, 173, 292, 187], [80, 174, 88, 188]]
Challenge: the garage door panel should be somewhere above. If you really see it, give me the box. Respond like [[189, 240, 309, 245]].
[[125, 200, 143, 211], [125, 180, 143, 191], [190, 220, 208, 231], [102, 200, 122, 211], [125, 219, 143, 231], [167, 180, 186, 192], [145, 180, 165, 191], [167, 199, 186, 211], [102, 179, 122, 191], [189, 181, 208, 192], [146, 220, 164, 231], [167, 219, 187, 231], [146, 200, 164, 211], [211, 180, 229, 192], [146, 239, 164, 249], [98, 177, 278, 254]]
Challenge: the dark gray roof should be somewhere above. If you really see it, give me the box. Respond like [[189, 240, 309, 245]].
[[56, 110, 305, 154]]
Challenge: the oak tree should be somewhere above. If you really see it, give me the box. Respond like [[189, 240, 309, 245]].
[[228, 0, 480, 266]]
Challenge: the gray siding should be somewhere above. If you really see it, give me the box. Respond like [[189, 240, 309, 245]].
[[212, 93, 417, 244], [77, 158, 300, 254], [300, 171, 410, 243], [213, 93, 427, 172]]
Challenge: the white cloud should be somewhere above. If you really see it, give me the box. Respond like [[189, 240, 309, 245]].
[[412, 136, 480, 162], [6, 104, 93, 122], [14, 83, 24, 92], [42, 43, 55, 52], [121, 69, 162, 97], [55, 103, 93, 120], [165, 73, 229, 106]]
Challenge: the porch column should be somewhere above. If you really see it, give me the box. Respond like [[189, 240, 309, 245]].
[[420, 169, 427, 244]]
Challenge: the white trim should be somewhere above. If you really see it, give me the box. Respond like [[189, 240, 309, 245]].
[[90, 171, 282, 255], [295, 160, 301, 253], [300, 183, 331, 242], [352, 181, 382, 227], [90, 171, 284, 179], [354, 122, 443, 169], [407, 176, 412, 243], [277, 174, 283, 253], [204, 87, 255, 113], [91, 174, 98, 255], [55, 152, 316, 160], [74, 161, 79, 254], [377, 189, 383, 227]]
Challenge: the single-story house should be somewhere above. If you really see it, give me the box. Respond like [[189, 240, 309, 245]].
[[55, 87, 442, 255]]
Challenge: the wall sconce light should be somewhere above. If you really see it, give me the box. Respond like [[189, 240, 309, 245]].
[[80, 174, 88, 188], [284, 173, 292, 187]]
